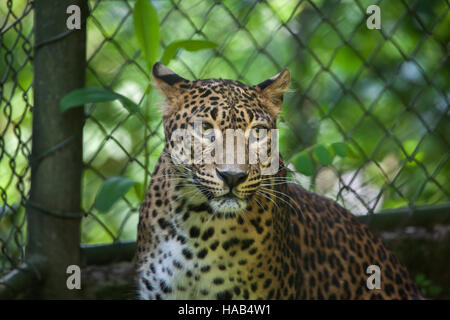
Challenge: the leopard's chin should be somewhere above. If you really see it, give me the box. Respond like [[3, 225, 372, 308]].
[[209, 195, 247, 214]]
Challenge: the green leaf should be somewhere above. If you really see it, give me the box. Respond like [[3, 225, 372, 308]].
[[133, 0, 160, 71], [94, 177, 137, 212], [291, 152, 314, 176], [314, 144, 333, 166], [428, 285, 442, 296], [421, 280, 431, 287], [134, 182, 145, 202], [161, 40, 217, 65], [414, 273, 426, 283], [330, 142, 347, 157], [60, 87, 139, 113], [346, 143, 361, 159]]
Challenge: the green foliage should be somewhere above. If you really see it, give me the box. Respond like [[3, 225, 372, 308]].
[[313, 145, 333, 166], [60, 87, 139, 113], [330, 142, 347, 158], [291, 152, 314, 176], [94, 177, 137, 213], [415, 273, 443, 297], [133, 0, 160, 71], [58, 0, 218, 215], [290, 142, 348, 176], [161, 40, 217, 65]]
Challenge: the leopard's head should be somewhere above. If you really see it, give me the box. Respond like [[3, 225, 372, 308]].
[[152, 62, 290, 214]]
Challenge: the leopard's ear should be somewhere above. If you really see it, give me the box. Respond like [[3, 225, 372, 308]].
[[255, 68, 290, 117], [152, 62, 187, 87], [152, 62, 189, 116]]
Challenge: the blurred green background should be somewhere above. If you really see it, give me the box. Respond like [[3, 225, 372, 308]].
[[1, 0, 449, 297]]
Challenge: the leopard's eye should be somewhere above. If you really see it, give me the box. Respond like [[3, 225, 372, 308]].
[[250, 125, 268, 140], [194, 121, 213, 134], [202, 122, 214, 132], [197, 121, 215, 142]]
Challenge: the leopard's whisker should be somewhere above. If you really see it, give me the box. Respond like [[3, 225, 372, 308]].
[[259, 187, 303, 217]]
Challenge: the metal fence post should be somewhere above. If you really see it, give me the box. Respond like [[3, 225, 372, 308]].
[[26, 0, 87, 298]]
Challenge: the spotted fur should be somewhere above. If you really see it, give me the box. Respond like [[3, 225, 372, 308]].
[[136, 62, 422, 300]]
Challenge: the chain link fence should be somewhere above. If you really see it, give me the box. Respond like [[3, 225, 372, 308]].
[[0, 0, 33, 278], [1, 0, 449, 281]]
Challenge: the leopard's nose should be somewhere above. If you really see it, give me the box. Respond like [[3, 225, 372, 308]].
[[216, 169, 248, 189]]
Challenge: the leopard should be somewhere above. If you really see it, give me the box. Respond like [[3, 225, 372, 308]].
[[135, 61, 422, 300]]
